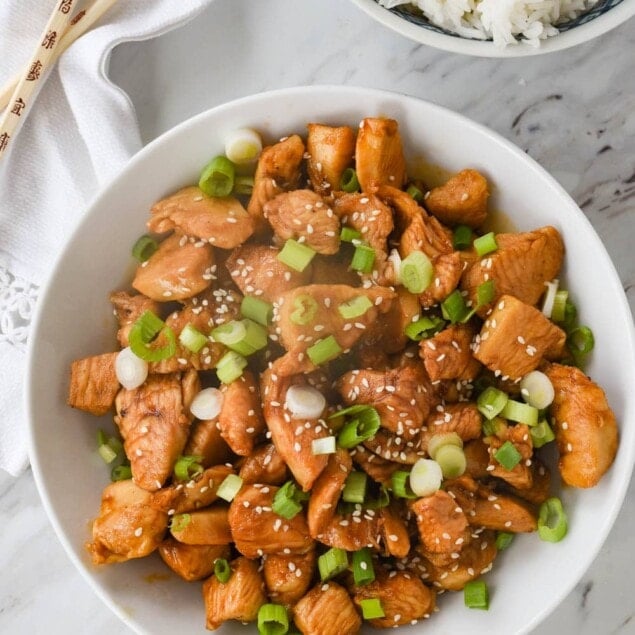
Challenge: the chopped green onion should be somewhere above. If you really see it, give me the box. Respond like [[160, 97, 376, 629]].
[[500, 399, 539, 426], [567, 326, 594, 355], [360, 598, 385, 620], [477, 386, 509, 420], [340, 168, 360, 193], [409, 458, 442, 497], [399, 250, 433, 294], [441, 290, 469, 324], [97, 429, 108, 447], [520, 370, 554, 410], [530, 420, 555, 448], [562, 298, 578, 332], [477, 279, 496, 306], [111, 464, 132, 482], [98, 443, 118, 464], [212, 319, 268, 356], [482, 416, 507, 437], [277, 239, 316, 272], [128, 310, 176, 362], [427, 432, 463, 460], [464, 580, 489, 610], [338, 295, 373, 320], [551, 289, 568, 323], [225, 128, 263, 165], [404, 315, 445, 341], [495, 531, 514, 551], [307, 336, 342, 366], [365, 485, 390, 510], [342, 471, 368, 504], [290, 294, 318, 326], [174, 455, 204, 481], [312, 436, 336, 455], [318, 548, 348, 581], [452, 225, 472, 250], [538, 497, 568, 543], [179, 324, 208, 353], [473, 231, 498, 257], [352, 548, 375, 586], [241, 296, 273, 326], [435, 444, 467, 479], [335, 406, 381, 448], [233, 175, 255, 195], [493, 441, 522, 471], [131, 235, 158, 262], [390, 470, 417, 499], [97, 430, 124, 464], [214, 558, 232, 583], [272, 481, 306, 520], [171, 513, 191, 533], [406, 183, 424, 202], [340, 226, 362, 243], [258, 603, 289, 635], [541, 279, 559, 318], [216, 474, 243, 502], [350, 244, 376, 274], [199, 155, 235, 198]]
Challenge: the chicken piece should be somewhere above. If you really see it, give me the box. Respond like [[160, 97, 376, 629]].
[[545, 363, 618, 488], [248, 134, 305, 233], [68, 352, 119, 416], [352, 569, 436, 627], [470, 490, 537, 533], [501, 459, 552, 505], [217, 371, 265, 456], [152, 465, 234, 514], [485, 423, 534, 490], [295, 582, 361, 635], [263, 550, 316, 607], [147, 186, 254, 248], [158, 539, 230, 582], [264, 189, 340, 255], [419, 324, 481, 382], [226, 244, 312, 303], [430, 377, 475, 405], [203, 556, 267, 631], [306, 123, 355, 195], [261, 370, 329, 490], [461, 226, 564, 314], [170, 506, 232, 545], [228, 483, 314, 557], [237, 444, 287, 486], [183, 418, 233, 467], [86, 480, 168, 564], [380, 505, 411, 558], [132, 233, 215, 301], [419, 252, 464, 309], [473, 295, 566, 380], [110, 291, 160, 348], [463, 439, 491, 479], [421, 530, 497, 591], [115, 370, 197, 491], [309, 253, 361, 287], [336, 362, 431, 437], [424, 169, 489, 228], [421, 403, 482, 453], [356, 118, 407, 192], [350, 445, 401, 486], [410, 490, 469, 554], [363, 427, 423, 465]]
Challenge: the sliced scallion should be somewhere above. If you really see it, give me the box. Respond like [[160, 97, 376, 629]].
[[214, 558, 232, 583], [435, 444, 467, 479], [179, 324, 208, 353], [171, 513, 191, 533], [307, 336, 342, 366], [537, 497, 568, 542], [350, 244, 376, 274], [520, 370, 554, 410], [530, 420, 555, 448], [98, 443, 118, 464], [233, 175, 255, 195], [404, 315, 445, 341], [477, 386, 509, 420], [216, 474, 243, 502], [352, 548, 375, 586], [427, 432, 463, 460], [338, 295, 373, 320], [311, 436, 336, 455], [500, 399, 539, 426], [131, 235, 158, 262], [340, 226, 362, 243], [334, 406, 381, 449], [272, 481, 307, 520], [473, 231, 498, 257], [360, 598, 385, 620], [342, 471, 368, 504], [277, 239, 316, 272], [464, 580, 489, 610], [441, 290, 469, 324], [476, 279, 496, 306], [409, 458, 442, 497], [318, 547, 348, 581], [241, 296, 273, 326], [257, 603, 288, 635], [128, 310, 176, 362], [567, 326, 594, 355], [390, 470, 417, 499], [290, 294, 318, 326], [495, 531, 514, 551], [212, 319, 268, 356], [399, 250, 433, 294], [199, 155, 235, 198], [452, 225, 472, 250], [111, 463, 132, 482], [406, 183, 424, 202], [493, 441, 522, 471], [216, 350, 247, 383], [551, 289, 569, 323], [340, 168, 360, 193], [173, 455, 204, 481]]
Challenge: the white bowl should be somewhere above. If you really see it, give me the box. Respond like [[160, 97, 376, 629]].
[[26, 86, 635, 635], [350, 0, 635, 56]]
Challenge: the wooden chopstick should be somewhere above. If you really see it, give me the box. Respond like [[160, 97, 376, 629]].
[[0, 0, 119, 159]]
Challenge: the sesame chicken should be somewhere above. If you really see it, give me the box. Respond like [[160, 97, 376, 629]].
[[132, 232, 215, 302], [379, 505, 411, 558], [295, 582, 362, 635], [545, 363, 618, 488], [68, 352, 120, 416], [170, 506, 232, 545], [363, 427, 424, 465], [263, 549, 316, 606], [421, 403, 482, 453], [424, 168, 490, 228], [158, 539, 230, 582], [183, 418, 233, 468], [473, 294, 566, 380], [350, 444, 402, 486], [470, 490, 538, 533], [484, 423, 534, 490], [202, 556, 267, 630], [238, 443, 289, 485], [306, 123, 356, 196], [147, 186, 254, 248], [110, 291, 160, 348], [115, 371, 198, 491], [264, 189, 340, 255]]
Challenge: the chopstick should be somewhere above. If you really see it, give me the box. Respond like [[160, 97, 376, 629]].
[[0, 0, 119, 159]]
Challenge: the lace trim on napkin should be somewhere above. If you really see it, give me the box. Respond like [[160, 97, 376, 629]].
[[0, 265, 39, 351]]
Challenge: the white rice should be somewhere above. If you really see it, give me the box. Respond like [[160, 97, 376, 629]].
[[379, 0, 600, 47]]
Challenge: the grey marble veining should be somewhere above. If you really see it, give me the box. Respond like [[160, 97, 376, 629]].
[[1, 0, 633, 633]]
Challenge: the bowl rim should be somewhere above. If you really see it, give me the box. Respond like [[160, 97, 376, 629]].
[[349, 0, 635, 56], [25, 84, 635, 634]]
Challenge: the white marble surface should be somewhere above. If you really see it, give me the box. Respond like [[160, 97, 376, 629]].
[[1, 0, 634, 633]]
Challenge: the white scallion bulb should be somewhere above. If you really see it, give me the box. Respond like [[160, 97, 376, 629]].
[[190, 387, 224, 421], [115, 347, 148, 390], [409, 458, 443, 497], [224, 128, 263, 165], [520, 370, 555, 410], [285, 384, 326, 420]]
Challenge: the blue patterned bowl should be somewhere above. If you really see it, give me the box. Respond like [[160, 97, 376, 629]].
[[350, 0, 634, 56]]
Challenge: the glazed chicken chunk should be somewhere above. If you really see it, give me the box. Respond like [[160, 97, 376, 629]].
[[170, 506, 232, 545], [306, 123, 355, 195], [110, 291, 160, 348], [263, 549, 316, 607], [68, 352, 120, 416], [158, 539, 230, 582], [294, 582, 362, 635]]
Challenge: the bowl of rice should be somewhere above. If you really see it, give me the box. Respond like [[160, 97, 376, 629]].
[[349, 0, 635, 55]]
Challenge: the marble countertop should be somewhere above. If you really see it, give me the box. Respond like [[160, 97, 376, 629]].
[[1, 0, 634, 633]]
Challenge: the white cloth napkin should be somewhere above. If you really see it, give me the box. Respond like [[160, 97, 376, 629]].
[[0, 0, 215, 476]]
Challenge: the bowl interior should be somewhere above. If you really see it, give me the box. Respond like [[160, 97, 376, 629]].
[[27, 85, 635, 635]]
